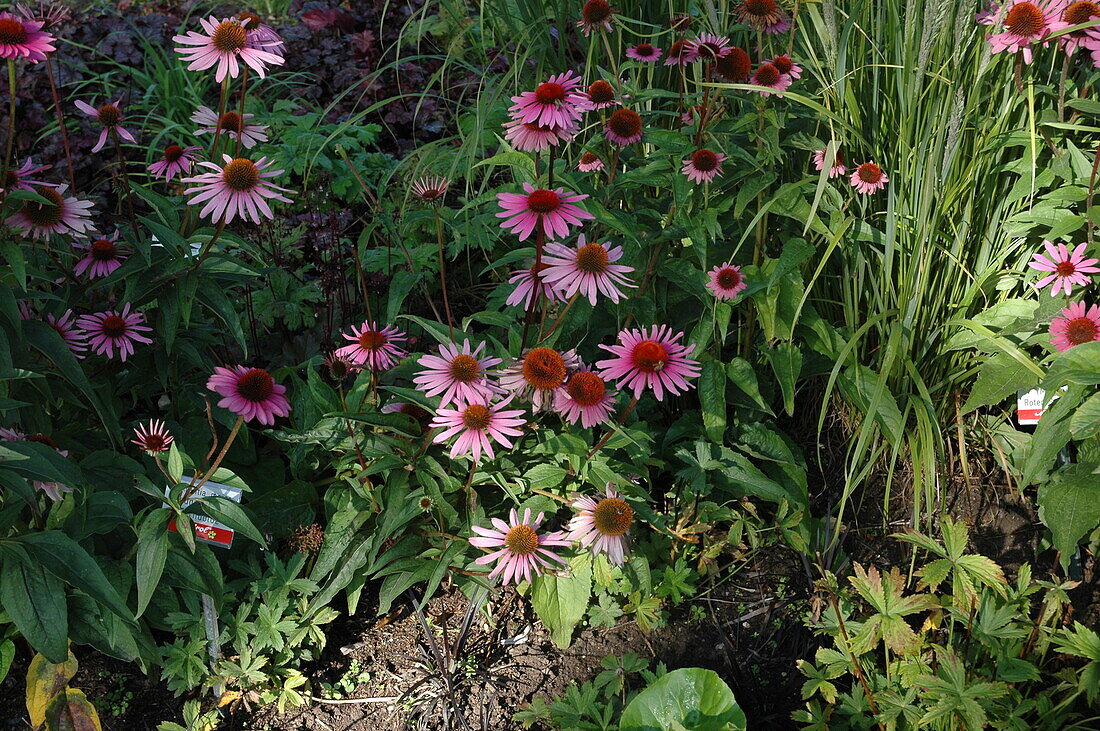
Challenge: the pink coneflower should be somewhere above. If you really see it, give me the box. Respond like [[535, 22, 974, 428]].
[[568, 486, 633, 564], [577, 0, 615, 36], [335, 321, 408, 371], [509, 70, 591, 130], [20, 304, 87, 357], [851, 162, 889, 195], [132, 420, 174, 453], [413, 339, 502, 407], [1049, 301, 1100, 351], [714, 47, 751, 81], [1029, 241, 1100, 296], [496, 183, 594, 241], [813, 148, 847, 178], [505, 261, 568, 309], [191, 106, 269, 148], [207, 365, 291, 425], [503, 118, 577, 152], [469, 508, 570, 584], [555, 371, 616, 428], [499, 347, 582, 410], [1052, 2, 1100, 54], [750, 62, 792, 96], [237, 11, 285, 57], [626, 43, 662, 62], [736, 0, 792, 34], [577, 152, 604, 172], [663, 39, 698, 65], [541, 234, 636, 305], [0, 429, 72, 501], [682, 149, 727, 184], [173, 16, 284, 82], [986, 1, 1060, 63], [148, 144, 201, 181], [73, 231, 127, 279], [74, 98, 135, 153], [587, 80, 619, 109], [597, 325, 701, 400], [707, 263, 747, 300], [772, 54, 802, 79], [6, 184, 95, 240], [410, 176, 451, 205], [687, 33, 733, 60], [0, 11, 55, 62], [76, 303, 152, 362], [182, 155, 293, 224], [976, 2, 1001, 24], [430, 397, 526, 461], [380, 401, 433, 429], [1, 157, 50, 193], [605, 108, 644, 146]]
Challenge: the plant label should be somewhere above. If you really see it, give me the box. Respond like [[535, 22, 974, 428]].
[[1016, 387, 1063, 425], [164, 478, 243, 549]]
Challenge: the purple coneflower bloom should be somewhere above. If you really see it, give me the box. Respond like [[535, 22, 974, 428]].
[[714, 47, 751, 81], [77, 303, 153, 362], [182, 155, 293, 224], [499, 347, 582, 410], [20, 304, 87, 357], [736, 0, 792, 33], [191, 106, 269, 148], [410, 176, 451, 205], [586, 80, 619, 109], [577, 152, 604, 172], [986, 1, 1060, 63], [540, 234, 635, 306], [1030, 241, 1100, 296], [568, 486, 634, 564], [430, 397, 526, 461], [0, 11, 55, 62], [604, 108, 643, 146], [2, 157, 50, 193], [496, 183, 594, 241], [772, 54, 802, 80], [132, 419, 174, 452], [73, 231, 127, 279], [597, 325, 701, 400], [173, 16, 284, 82], [505, 262, 568, 309], [335, 321, 407, 372], [1049, 301, 1100, 351], [625, 43, 662, 62], [207, 365, 291, 424], [682, 149, 727, 184], [850, 162, 889, 195], [508, 70, 591, 130], [707, 263, 747, 301], [414, 339, 502, 407], [750, 62, 792, 96], [813, 148, 847, 178], [503, 118, 576, 152], [469, 508, 570, 584], [75, 98, 136, 152], [237, 11, 285, 57], [554, 371, 616, 428], [149, 144, 201, 181], [663, 39, 697, 65], [6, 184, 95, 240], [687, 33, 733, 60], [576, 0, 614, 36]]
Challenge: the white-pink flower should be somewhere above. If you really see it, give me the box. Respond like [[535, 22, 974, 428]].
[[1029, 241, 1099, 296], [429, 398, 526, 462], [469, 508, 570, 584]]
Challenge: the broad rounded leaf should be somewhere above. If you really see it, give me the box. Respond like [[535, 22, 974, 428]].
[[620, 668, 746, 731]]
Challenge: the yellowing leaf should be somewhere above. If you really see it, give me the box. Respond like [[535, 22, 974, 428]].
[[44, 688, 102, 731], [26, 650, 77, 728]]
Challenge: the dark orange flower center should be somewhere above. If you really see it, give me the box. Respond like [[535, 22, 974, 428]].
[[222, 158, 260, 191], [91, 239, 118, 261], [1065, 1, 1100, 24], [27, 433, 56, 449], [461, 403, 493, 430], [504, 523, 539, 555], [582, 0, 613, 24], [857, 163, 883, 183], [212, 21, 248, 52], [237, 11, 262, 29], [608, 109, 642, 139], [142, 434, 167, 451], [218, 111, 244, 133], [691, 149, 720, 172], [23, 187, 64, 227], [669, 40, 689, 58], [526, 189, 560, 213], [1065, 316, 1099, 345], [632, 340, 667, 372], [755, 63, 781, 86], [566, 371, 606, 407], [357, 330, 387, 350], [576, 243, 609, 274], [773, 55, 793, 74], [715, 47, 751, 80], [0, 18, 28, 45], [593, 497, 633, 536], [716, 267, 742, 290], [100, 315, 127, 338], [448, 353, 481, 382], [534, 81, 567, 104], [580, 152, 600, 165], [588, 80, 615, 104], [97, 104, 121, 127], [522, 347, 567, 390], [744, 0, 780, 16], [1055, 260, 1078, 277], [634, 43, 656, 57], [237, 368, 275, 402], [164, 144, 185, 162], [1006, 3, 1045, 36]]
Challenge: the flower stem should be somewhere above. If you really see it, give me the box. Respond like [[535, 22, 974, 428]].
[[434, 207, 455, 341], [538, 292, 579, 344], [113, 130, 137, 233], [187, 415, 244, 497], [234, 67, 249, 158], [2, 59, 16, 188], [587, 395, 638, 459], [210, 76, 230, 160], [520, 227, 546, 349], [44, 57, 76, 192], [191, 218, 227, 270]]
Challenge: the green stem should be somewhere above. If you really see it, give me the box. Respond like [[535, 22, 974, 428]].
[[434, 207, 455, 340], [3, 60, 16, 187], [187, 416, 244, 498]]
